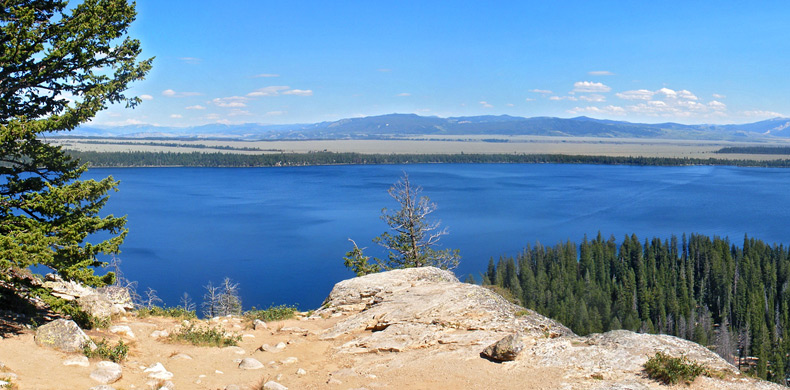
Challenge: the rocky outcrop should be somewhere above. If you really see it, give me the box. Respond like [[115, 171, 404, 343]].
[[316, 267, 785, 390], [34, 319, 94, 352], [43, 274, 133, 319], [317, 267, 570, 353]]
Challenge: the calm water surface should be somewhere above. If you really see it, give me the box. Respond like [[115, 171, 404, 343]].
[[83, 164, 790, 310]]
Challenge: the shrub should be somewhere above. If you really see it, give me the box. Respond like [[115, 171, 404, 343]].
[[244, 304, 298, 322], [137, 305, 197, 320], [644, 352, 708, 385], [83, 338, 129, 363], [168, 323, 241, 347]]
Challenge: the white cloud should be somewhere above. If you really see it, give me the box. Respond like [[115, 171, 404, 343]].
[[479, 101, 493, 108], [616, 89, 654, 100], [550, 96, 578, 101], [282, 89, 313, 96], [530, 89, 553, 94], [742, 110, 785, 118], [712, 93, 726, 99], [569, 105, 627, 116], [506, 103, 515, 107], [708, 101, 727, 111], [205, 113, 220, 120], [228, 109, 251, 117], [212, 96, 248, 107], [246, 86, 290, 97], [186, 105, 206, 110], [162, 89, 201, 98], [254, 73, 280, 78], [397, 92, 411, 97], [179, 57, 201, 64], [580, 94, 606, 102], [139, 94, 153, 101], [170, 114, 182, 118], [265, 111, 286, 116], [588, 70, 615, 76], [525, 98, 535, 102], [573, 81, 611, 93]]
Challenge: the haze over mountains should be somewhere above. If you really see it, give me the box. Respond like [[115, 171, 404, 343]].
[[71, 114, 790, 141]]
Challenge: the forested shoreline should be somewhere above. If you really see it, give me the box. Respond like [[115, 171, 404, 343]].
[[480, 233, 789, 383], [67, 150, 790, 168]]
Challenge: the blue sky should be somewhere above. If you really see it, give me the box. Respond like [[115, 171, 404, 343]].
[[94, 1, 790, 127]]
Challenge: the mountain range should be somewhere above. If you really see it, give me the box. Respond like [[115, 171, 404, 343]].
[[65, 114, 790, 141]]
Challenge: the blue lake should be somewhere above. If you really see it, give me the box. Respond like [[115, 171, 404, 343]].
[[82, 164, 790, 310]]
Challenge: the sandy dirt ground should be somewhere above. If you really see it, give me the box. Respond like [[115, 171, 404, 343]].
[[0, 314, 565, 390]]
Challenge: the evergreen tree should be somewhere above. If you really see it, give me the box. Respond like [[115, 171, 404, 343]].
[[0, 0, 151, 302]]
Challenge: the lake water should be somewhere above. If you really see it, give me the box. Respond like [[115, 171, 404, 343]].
[[82, 164, 790, 311]]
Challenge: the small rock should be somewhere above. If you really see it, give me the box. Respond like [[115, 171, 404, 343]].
[[170, 353, 193, 360], [238, 358, 264, 370], [275, 341, 287, 349], [253, 319, 268, 330], [481, 333, 525, 362], [224, 346, 246, 355], [144, 362, 174, 380], [242, 333, 255, 338], [150, 330, 169, 338], [280, 357, 298, 364], [63, 355, 90, 367], [109, 325, 135, 338], [0, 381, 8, 388], [215, 370, 224, 374], [296, 368, 307, 375], [90, 361, 123, 384], [35, 319, 95, 353], [263, 381, 288, 390], [156, 381, 176, 390], [89, 385, 117, 390], [225, 385, 241, 390]]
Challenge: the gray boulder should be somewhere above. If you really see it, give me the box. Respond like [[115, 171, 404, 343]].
[[34, 319, 95, 352], [481, 333, 525, 361], [77, 293, 119, 321], [238, 358, 264, 370], [97, 286, 134, 310]]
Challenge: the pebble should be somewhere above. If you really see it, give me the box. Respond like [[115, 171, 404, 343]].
[[144, 362, 174, 380], [296, 368, 307, 375], [253, 319, 268, 330], [63, 355, 90, 367], [263, 381, 288, 390], [89, 385, 117, 390], [90, 361, 123, 384], [170, 353, 193, 360], [275, 342, 287, 349], [238, 357, 264, 370], [280, 357, 298, 364], [109, 325, 135, 338], [150, 330, 169, 338]]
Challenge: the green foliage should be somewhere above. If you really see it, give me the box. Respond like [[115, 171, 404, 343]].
[[644, 352, 708, 385], [484, 232, 790, 384], [83, 338, 129, 363], [343, 239, 381, 276], [244, 304, 298, 322], [136, 305, 197, 320], [0, 0, 151, 299], [169, 323, 241, 347]]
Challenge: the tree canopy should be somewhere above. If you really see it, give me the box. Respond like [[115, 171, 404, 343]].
[[0, 0, 152, 291], [344, 173, 460, 275]]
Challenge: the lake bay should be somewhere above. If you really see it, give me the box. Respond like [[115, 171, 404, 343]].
[[83, 164, 790, 310]]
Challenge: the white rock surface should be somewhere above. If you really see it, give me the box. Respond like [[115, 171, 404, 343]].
[[63, 355, 90, 367], [238, 357, 264, 370], [263, 381, 288, 390], [144, 362, 174, 380], [90, 361, 122, 384]]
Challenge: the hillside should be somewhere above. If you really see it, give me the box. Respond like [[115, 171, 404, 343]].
[[0, 267, 784, 389], [67, 114, 790, 141]]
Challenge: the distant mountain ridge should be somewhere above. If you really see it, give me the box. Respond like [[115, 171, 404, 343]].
[[67, 114, 790, 141]]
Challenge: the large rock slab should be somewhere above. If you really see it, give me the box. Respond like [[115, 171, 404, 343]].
[[90, 361, 122, 384], [34, 319, 94, 353], [317, 267, 570, 353]]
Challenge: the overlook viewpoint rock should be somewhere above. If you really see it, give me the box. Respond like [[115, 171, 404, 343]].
[[0, 267, 784, 389]]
